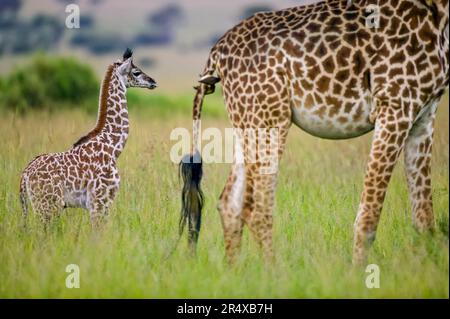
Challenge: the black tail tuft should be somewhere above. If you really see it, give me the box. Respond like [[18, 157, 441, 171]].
[[179, 152, 204, 254]]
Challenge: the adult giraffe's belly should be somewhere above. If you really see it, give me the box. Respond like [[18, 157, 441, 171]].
[[291, 98, 375, 140]]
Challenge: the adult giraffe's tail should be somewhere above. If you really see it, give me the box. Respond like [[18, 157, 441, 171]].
[[179, 52, 221, 254], [179, 149, 204, 255]]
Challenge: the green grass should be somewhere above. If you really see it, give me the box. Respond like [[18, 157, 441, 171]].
[[126, 90, 228, 118], [0, 95, 448, 298]]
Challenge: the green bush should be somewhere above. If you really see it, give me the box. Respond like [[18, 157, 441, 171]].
[[0, 55, 99, 112]]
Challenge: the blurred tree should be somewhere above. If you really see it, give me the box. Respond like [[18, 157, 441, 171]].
[[147, 4, 183, 29], [70, 32, 91, 47], [87, 33, 123, 54], [0, 0, 22, 12], [0, 0, 21, 29], [10, 15, 63, 54], [56, 0, 78, 4], [240, 4, 273, 20], [0, 4, 63, 56], [70, 31, 125, 54], [135, 3, 184, 47], [79, 15, 94, 29], [133, 32, 172, 47]]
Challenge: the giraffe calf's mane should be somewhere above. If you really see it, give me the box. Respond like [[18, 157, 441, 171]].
[[73, 64, 116, 147]]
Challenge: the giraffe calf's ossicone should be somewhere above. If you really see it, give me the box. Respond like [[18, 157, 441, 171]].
[[20, 49, 157, 227]]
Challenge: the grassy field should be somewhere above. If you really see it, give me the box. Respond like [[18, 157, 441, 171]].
[[0, 94, 448, 298]]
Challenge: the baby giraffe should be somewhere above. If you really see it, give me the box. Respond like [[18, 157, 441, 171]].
[[19, 49, 157, 227]]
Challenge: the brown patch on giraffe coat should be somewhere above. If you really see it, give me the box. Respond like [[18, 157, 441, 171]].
[[322, 56, 335, 74]]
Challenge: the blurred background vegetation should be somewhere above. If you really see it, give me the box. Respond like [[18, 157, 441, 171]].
[[0, 55, 97, 113], [0, 0, 286, 56], [0, 0, 307, 114], [0, 0, 447, 116], [0, 54, 228, 117]]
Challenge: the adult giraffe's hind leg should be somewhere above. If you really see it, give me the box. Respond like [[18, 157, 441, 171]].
[[218, 128, 287, 264], [217, 146, 246, 264], [353, 103, 414, 265], [404, 102, 438, 232], [243, 166, 278, 262], [242, 126, 289, 263]]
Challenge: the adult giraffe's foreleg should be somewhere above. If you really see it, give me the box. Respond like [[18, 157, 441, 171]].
[[404, 102, 438, 232], [353, 104, 414, 265]]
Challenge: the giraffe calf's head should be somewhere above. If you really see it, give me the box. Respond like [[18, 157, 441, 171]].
[[117, 48, 157, 90]]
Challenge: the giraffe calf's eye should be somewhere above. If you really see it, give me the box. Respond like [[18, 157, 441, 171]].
[[132, 71, 141, 76]]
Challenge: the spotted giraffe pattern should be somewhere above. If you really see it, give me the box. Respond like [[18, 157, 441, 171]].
[[20, 51, 157, 227], [188, 0, 449, 264]]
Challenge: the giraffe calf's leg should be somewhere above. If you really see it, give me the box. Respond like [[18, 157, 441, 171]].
[[87, 181, 118, 229], [37, 196, 65, 227], [26, 175, 65, 228], [404, 103, 437, 232], [90, 212, 108, 229], [88, 199, 110, 229]]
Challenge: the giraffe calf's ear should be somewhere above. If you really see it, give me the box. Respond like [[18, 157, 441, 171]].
[[199, 75, 220, 86], [118, 57, 132, 75]]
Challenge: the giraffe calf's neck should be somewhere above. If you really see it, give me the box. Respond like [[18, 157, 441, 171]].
[[74, 64, 130, 158]]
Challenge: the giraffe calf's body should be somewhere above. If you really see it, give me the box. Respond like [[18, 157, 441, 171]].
[[20, 144, 120, 225], [20, 49, 157, 227]]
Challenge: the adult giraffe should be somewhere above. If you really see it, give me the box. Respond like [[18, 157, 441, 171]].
[[20, 49, 157, 227], [180, 0, 449, 265]]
